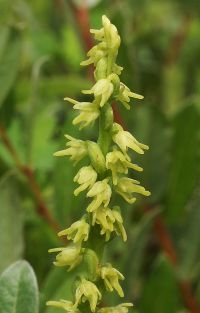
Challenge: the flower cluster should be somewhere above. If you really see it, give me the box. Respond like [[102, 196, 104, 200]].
[[48, 15, 150, 313]]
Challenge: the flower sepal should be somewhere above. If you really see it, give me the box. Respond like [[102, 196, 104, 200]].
[[48, 245, 83, 271]]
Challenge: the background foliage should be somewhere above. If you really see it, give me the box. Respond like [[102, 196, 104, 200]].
[[0, 0, 200, 313]]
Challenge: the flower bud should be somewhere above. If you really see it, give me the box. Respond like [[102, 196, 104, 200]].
[[48, 245, 82, 271], [87, 141, 106, 173], [83, 249, 99, 281], [94, 57, 108, 80]]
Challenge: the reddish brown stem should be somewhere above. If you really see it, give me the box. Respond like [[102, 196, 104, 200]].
[[165, 14, 192, 66], [0, 125, 60, 233], [144, 205, 200, 313], [153, 215, 177, 266], [70, 3, 93, 51], [70, 1, 94, 80]]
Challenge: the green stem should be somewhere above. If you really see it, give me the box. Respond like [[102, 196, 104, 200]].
[[98, 103, 113, 156]]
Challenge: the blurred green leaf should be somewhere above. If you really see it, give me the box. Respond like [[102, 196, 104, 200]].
[[42, 267, 75, 313], [166, 104, 200, 222], [139, 256, 181, 313], [29, 106, 57, 170], [0, 26, 10, 59], [0, 37, 21, 109], [178, 188, 200, 279], [62, 25, 84, 70], [0, 174, 24, 273], [16, 75, 91, 101], [131, 105, 171, 203], [0, 260, 39, 313], [123, 209, 158, 297]]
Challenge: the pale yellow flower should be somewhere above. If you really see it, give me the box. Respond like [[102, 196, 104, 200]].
[[86, 179, 112, 212], [112, 123, 149, 155], [115, 83, 143, 109], [82, 78, 114, 107], [46, 300, 80, 313], [54, 135, 87, 164], [74, 165, 97, 196], [58, 219, 90, 244], [48, 245, 82, 271], [115, 177, 150, 204], [74, 278, 101, 312], [101, 15, 121, 50], [80, 42, 107, 66], [91, 206, 127, 242], [98, 303, 133, 313], [89, 15, 120, 51], [64, 97, 100, 129], [100, 263, 124, 297], [106, 149, 143, 185], [91, 206, 115, 241]]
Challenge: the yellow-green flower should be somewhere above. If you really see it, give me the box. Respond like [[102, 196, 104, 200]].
[[74, 278, 101, 312], [74, 165, 97, 196], [115, 177, 150, 204], [112, 123, 149, 155], [91, 206, 115, 241], [54, 135, 87, 164], [106, 149, 143, 185], [64, 97, 100, 129], [91, 206, 127, 242], [100, 264, 124, 297], [82, 78, 114, 107], [46, 300, 80, 313], [98, 303, 133, 313], [58, 219, 90, 244], [48, 245, 82, 271], [115, 82, 143, 109], [80, 42, 107, 66], [86, 179, 111, 212], [90, 15, 120, 50]]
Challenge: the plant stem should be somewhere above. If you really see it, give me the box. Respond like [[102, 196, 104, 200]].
[[0, 124, 60, 233], [98, 103, 113, 156], [144, 204, 200, 313]]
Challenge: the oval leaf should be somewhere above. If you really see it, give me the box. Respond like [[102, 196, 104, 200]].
[[0, 176, 24, 273], [0, 261, 39, 313]]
